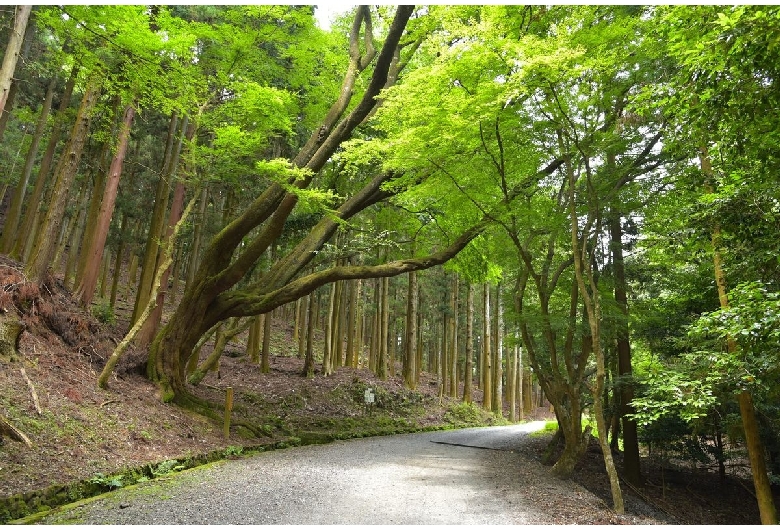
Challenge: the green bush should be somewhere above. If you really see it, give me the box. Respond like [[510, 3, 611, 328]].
[[92, 299, 116, 325], [444, 402, 484, 426]]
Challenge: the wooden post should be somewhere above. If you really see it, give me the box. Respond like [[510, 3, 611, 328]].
[[224, 387, 234, 439]]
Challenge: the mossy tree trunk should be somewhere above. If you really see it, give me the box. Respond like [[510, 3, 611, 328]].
[[131, 112, 181, 326], [26, 75, 101, 282], [145, 7, 486, 405], [12, 65, 79, 261], [0, 77, 55, 254], [0, 5, 31, 117]]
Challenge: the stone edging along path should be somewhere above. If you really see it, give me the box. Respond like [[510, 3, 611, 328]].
[[2, 424, 458, 524]]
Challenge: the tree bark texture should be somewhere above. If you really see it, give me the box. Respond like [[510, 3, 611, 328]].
[[404, 270, 418, 389], [131, 112, 180, 325], [0, 6, 31, 117], [0, 77, 54, 254], [26, 76, 101, 281], [462, 282, 474, 403], [482, 283, 492, 411], [75, 104, 135, 307], [608, 211, 642, 485], [13, 64, 79, 261]]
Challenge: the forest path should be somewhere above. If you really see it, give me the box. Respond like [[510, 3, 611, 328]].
[[36, 422, 666, 525]]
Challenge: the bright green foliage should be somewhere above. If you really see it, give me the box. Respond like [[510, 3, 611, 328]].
[[7, 4, 780, 501], [630, 6, 780, 431], [690, 282, 780, 395]]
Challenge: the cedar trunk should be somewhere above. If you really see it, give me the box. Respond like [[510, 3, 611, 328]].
[[462, 283, 474, 403], [12, 65, 79, 261], [0, 6, 31, 116], [403, 270, 418, 389], [0, 77, 55, 253], [74, 104, 135, 306], [26, 77, 101, 281]]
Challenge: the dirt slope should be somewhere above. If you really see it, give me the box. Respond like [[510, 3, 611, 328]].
[[0, 255, 774, 524]]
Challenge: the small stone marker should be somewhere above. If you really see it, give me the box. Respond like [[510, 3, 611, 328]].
[[364, 388, 375, 415]]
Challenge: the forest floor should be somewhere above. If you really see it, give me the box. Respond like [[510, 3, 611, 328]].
[[0, 254, 776, 524]]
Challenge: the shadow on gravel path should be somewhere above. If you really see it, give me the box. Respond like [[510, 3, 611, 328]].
[[33, 423, 673, 525]]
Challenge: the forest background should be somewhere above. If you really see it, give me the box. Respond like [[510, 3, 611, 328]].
[[0, 4, 779, 523]]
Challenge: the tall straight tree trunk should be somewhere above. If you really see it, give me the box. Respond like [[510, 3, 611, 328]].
[[60, 183, 88, 285], [609, 211, 641, 486], [74, 104, 116, 291], [13, 64, 79, 261], [462, 282, 474, 403], [333, 280, 345, 368], [346, 279, 358, 366], [442, 311, 450, 393], [356, 281, 365, 368], [403, 270, 418, 389], [329, 280, 341, 368], [0, 77, 54, 253], [700, 146, 777, 525], [378, 276, 390, 380], [449, 274, 458, 398], [389, 280, 398, 377], [26, 76, 101, 281], [186, 187, 209, 290], [296, 297, 306, 359], [0, 6, 31, 117], [109, 214, 128, 307], [323, 282, 336, 376], [131, 112, 181, 325], [416, 312, 424, 380], [135, 178, 186, 347], [293, 297, 302, 348], [75, 103, 135, 306], [509, 342, 520, 421], [482, 283, 492, 411], [369, 280, 379, 373], [493, 283, 503, 415], [136, 119, 195, 346]]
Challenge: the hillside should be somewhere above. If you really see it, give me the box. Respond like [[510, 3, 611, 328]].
[[0, 255, 771, 525], [0, 255, 520, 522]]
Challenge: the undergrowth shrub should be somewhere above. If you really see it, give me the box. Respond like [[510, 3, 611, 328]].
[[91, 299, 116, 325]]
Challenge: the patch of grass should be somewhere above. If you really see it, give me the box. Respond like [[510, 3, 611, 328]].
[[529, 420, 559, 437]]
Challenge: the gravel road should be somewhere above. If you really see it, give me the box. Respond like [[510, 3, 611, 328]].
[[35, 422, 669, 525]]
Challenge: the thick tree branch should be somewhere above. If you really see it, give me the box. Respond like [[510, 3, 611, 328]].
[[199, 6, 415, 294], [213, 219, 489, 319]]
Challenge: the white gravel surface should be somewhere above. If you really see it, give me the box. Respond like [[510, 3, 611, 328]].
[[35, 422, 671, 525]]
